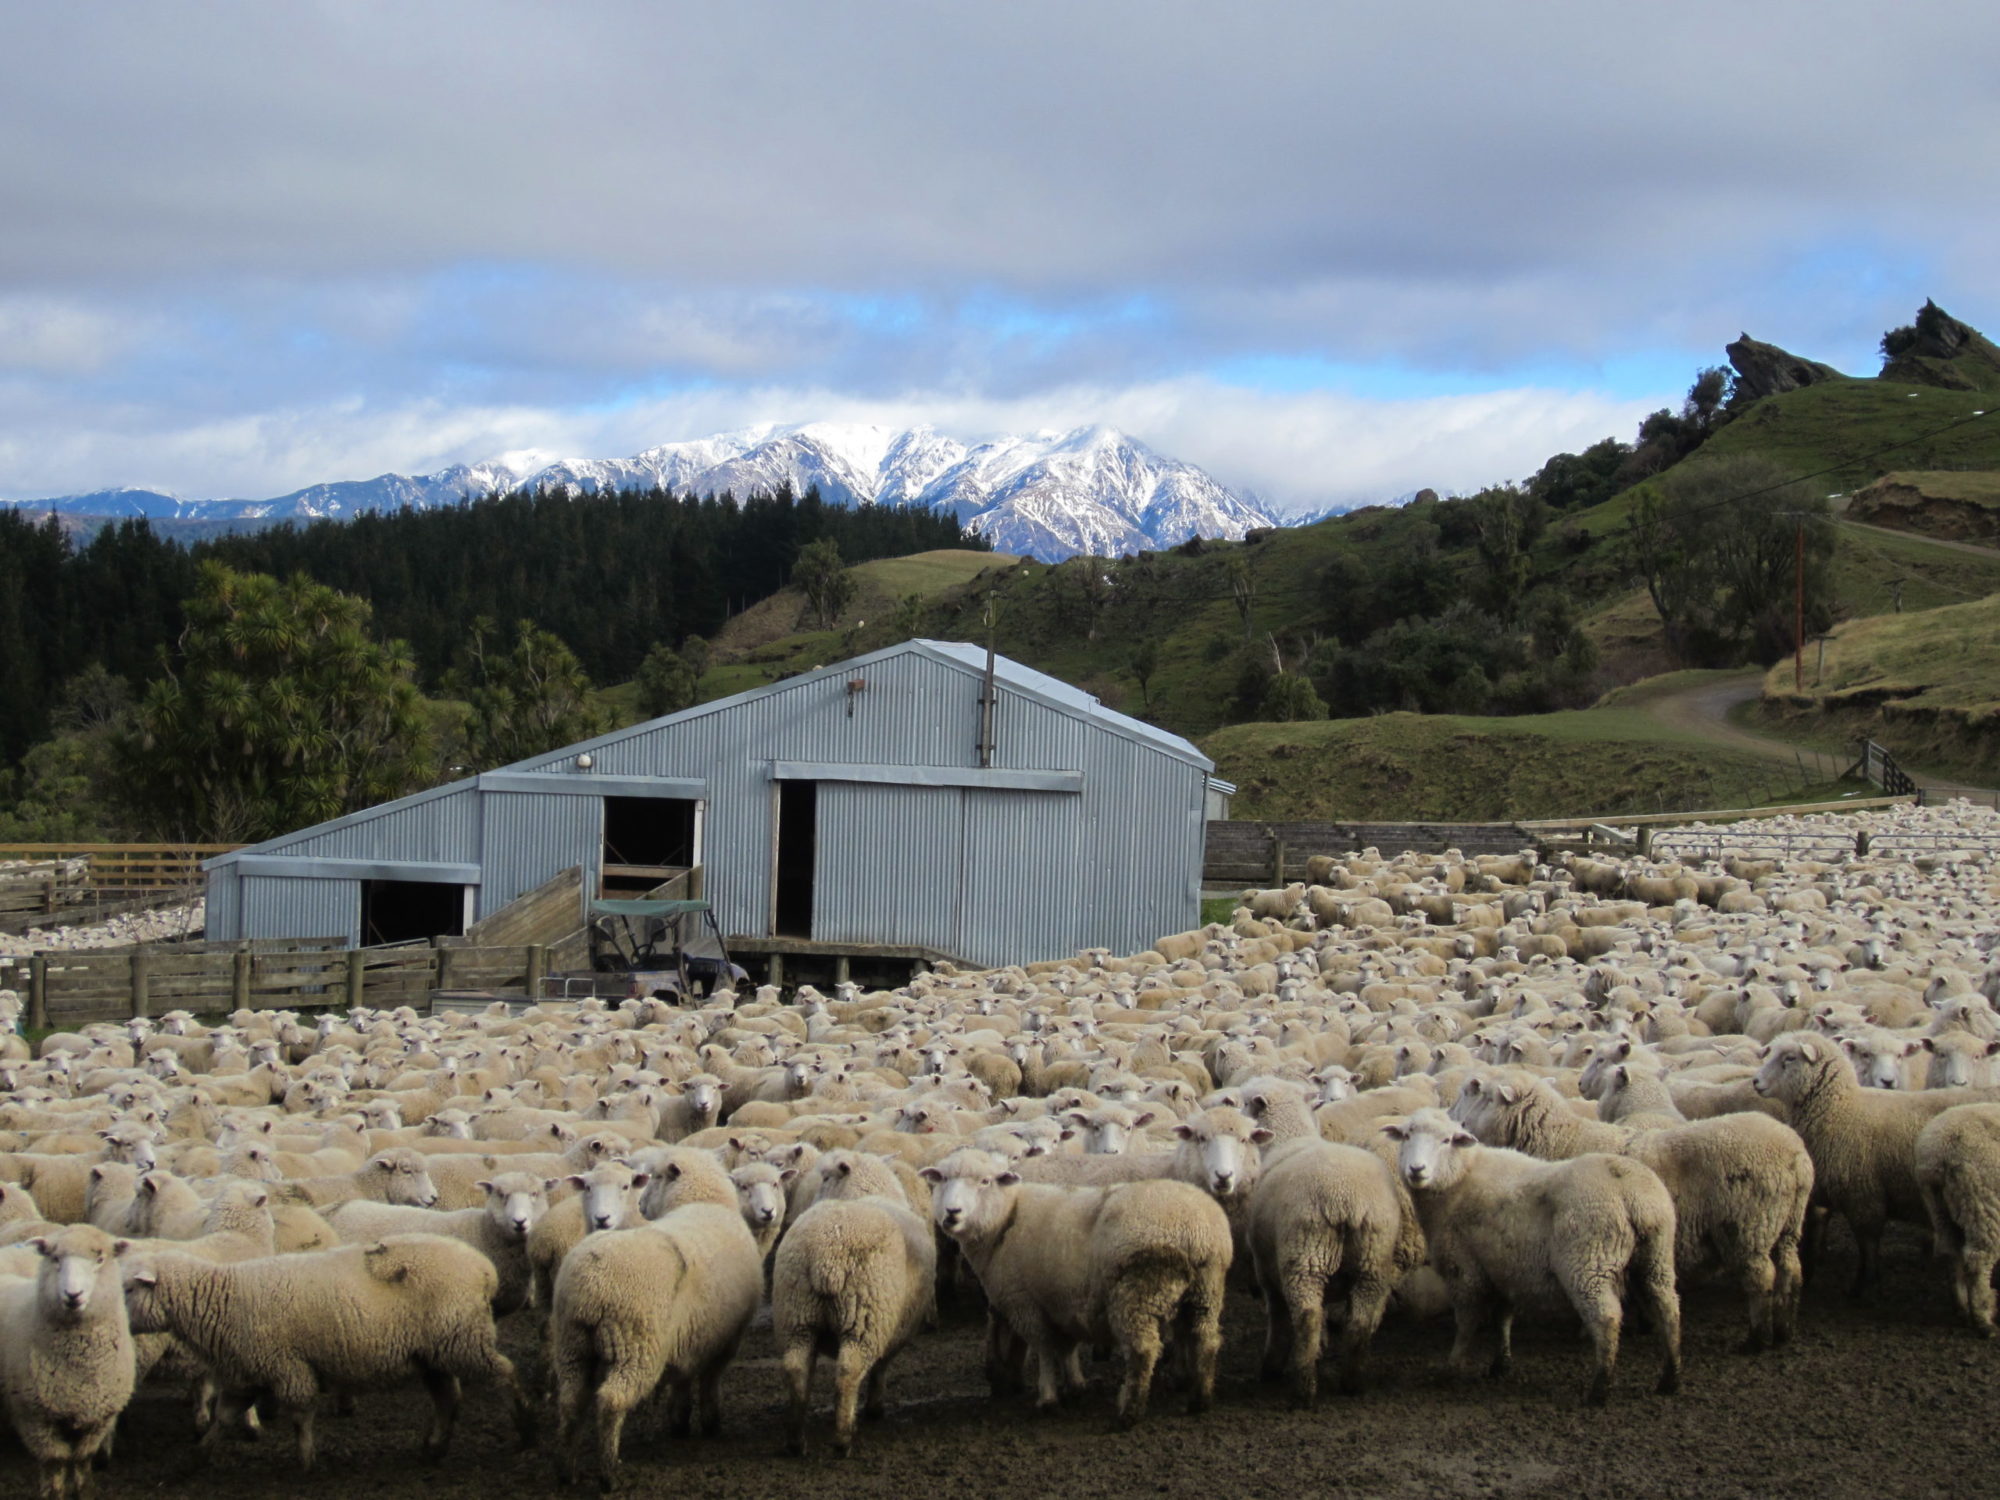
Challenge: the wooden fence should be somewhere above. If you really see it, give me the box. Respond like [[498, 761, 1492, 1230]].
[[0, 844, 240, 894], [1203, 820, 1538, 886], [13, 936, 576, 1031]]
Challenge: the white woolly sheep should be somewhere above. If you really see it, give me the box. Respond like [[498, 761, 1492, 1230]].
[[1753, 1031, 2000, 1292], [1453, 1068, 1812, 1349], [1915, 1103, 2000, 1335], [923, 1149, 1231, 1427], [121, 1232, 534, 1473], [0, 1224, 135, 1500], [773, 1191, 937, 1456], [1246, 1136, 1415, 1405], [326, 1172, 550, 1315], [1383, 1108, 1681, 1405], [549, 1202, 764, 1488]]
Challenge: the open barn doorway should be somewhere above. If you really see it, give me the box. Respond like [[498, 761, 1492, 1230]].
[[601, 796, 700, 896], [360, 880, 468, 946], [773, 779, 817, 937]]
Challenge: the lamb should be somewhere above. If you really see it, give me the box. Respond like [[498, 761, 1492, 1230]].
[[121, 1232, 534, 1473], [923, 1149, 1231, 1427], [1453, 1068, 1812, 1349], [0, 1225, 135, 1500], [325, 1172, 550, 1315], [1383, 1108, 1681, 1405], [1246, 1136, 1415, 1405], [773, 1188, 937, 1456], [269, 1147, 440, 1211], [1753, 1031, 2000, 1292], [525, 1162, 651, 1309], [548, 1203, 764, 1489], [730, 1161, 792, 1259], [1915, 1103, 2000, 1335]]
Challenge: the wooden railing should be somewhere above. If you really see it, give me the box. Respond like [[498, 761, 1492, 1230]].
[[0, 844, 240, 894], [9, 935, 581, 1030]]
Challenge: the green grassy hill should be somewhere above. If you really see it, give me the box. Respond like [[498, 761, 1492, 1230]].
[[1758, 594, 2000, 780], [1201, 708, 1809, 823]]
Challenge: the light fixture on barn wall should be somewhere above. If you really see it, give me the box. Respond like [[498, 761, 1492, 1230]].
[[575, 753, 594, 771], [846, 679, 866, 718]]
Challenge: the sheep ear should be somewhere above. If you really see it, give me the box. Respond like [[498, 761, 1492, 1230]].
[[995, 1171, 1021, 1187], [112, 1237, 132, 1257], [475, 1180, 494, 1193], [375, 1157, 394, 1171], [1450, 1129, 1478, 1148], [918, 1166, 944, 1185], [778, 1167, 798, 1183], [1173, 1123, 1195, 1140], [126, 1265, 157, 1288], [28, 1236, 54, 1258], [835, 1160, 854, 1177], [1496, 1084, 1518, 1105], [564, 1174, 588, 1191], [1249, 1128, 1274, 1146], [1379, 1122, 1409, 1141], [1133, 1110, 1156, 1128], [629, 1172, 651, 1189]]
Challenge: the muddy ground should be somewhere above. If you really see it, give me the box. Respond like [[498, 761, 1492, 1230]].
[[4, 1222, 1995, 1500]]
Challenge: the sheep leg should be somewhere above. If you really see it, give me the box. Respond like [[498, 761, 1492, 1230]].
[[982, 1311, 1024, 1396], [1336, 1271, 1392, 1397], [1111, 1318, 1164, 1430], [1958, 1245, 1998, 1337], [1490, 1310, 1514, 1379], [551, 1358, 592, 1484], [1028, 1334, 1066, 1412], [418, 1368, 462, 1461], [1772, 1226, 1804, 1346], [781, 1340, 815, 1456], [695, 1358, 727, 1438], [594, 1395, 633, 1494], [1181, 1263, 1226, 1416], [1849, 1220, 1886, 1297], [664, 1376, 694, 1438], [1447, 1296, 1494, 1380], [290, 1404, 319, 1474], [1257, 1274, 1294, 1384], [1280, 1272, 1322, 1407], [1730, 1241, 1779, 1354], [862, 1361, 889, 1420], [1573, 1282, 1623, 1407], [831, 1343, 871, 1457]]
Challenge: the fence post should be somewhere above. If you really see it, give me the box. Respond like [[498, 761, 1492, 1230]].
[[524, 943, 547, 1000], [129, 950, 150, 1021], [346, 949, 365, 1011], [231, 948, 251, 1012], [434, 942, 452, 994], [1272, 839, 1287, 888], [28, 953, 47, 1031]]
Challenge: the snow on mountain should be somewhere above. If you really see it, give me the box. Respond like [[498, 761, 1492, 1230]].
[[5, 423, 1280, 560]]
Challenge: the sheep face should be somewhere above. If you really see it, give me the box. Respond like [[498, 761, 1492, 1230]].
[[921, 1152, 1019, 1241], [371, 1152, 439, 1207], [679, 1076, 722, 1121], [1753, 1033, 1843, 1102], [34, 1226, 126, 1323], [98, 1127, 158, 1172], [1382, 1109, 1477, 1192], [1172, 1109, 1269, 1200], [731, 1165, 788, 1231], [573, 1165, 648, 1232], [477, 1175, 549, 1240]]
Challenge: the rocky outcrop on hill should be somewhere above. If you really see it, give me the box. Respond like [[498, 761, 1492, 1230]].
[[1847, 471, 2000, 545], [1725, 334, 1845, 406], [1879, 301, 2000, 392]]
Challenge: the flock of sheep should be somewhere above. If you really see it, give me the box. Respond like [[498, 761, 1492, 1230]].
[[2, 798, 1999, 1496]]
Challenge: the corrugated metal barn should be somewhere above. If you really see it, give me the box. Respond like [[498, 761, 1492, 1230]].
[[203, 640, 1216, 970]]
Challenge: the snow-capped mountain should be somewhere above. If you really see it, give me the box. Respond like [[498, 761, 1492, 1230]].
[[3, 423, 1278, 560]]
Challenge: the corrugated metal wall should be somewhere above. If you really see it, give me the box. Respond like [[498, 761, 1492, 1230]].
[[958, 788, 1082, 966], [812, 782, 963, 948], [216, 643, 1207, 962], [204, 868, 242, 942], [477, 792, 601, 921], [241, 875, 358, 945]]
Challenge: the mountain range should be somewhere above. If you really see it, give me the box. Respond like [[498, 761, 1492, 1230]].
[[4, 423, 1280, 561]]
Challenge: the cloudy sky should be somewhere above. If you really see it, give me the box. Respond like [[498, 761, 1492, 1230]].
[[2, 1, 1991, 514]]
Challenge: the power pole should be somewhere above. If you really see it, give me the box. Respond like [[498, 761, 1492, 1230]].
[[1795, 518, 1805, 692]]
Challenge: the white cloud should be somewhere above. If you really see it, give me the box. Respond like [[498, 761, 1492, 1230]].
[[0, 379, 1651, 514]]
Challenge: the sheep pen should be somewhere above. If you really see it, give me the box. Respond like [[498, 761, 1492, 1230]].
[[0, 799, 1998, 1497]]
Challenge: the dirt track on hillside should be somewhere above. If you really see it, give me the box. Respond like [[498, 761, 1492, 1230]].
[[8, 1223, 1996, 1500], [1635, 671, 1997, 804]]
